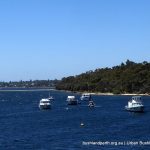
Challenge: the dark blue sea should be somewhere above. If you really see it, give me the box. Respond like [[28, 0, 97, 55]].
[[0, 90, 150, 150]]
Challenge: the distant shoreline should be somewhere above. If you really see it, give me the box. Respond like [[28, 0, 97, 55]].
[[94, 92, 150, 96], [58, 90, 150, 96], [0, 87, 55, 92], [0, 88, 149, 96]]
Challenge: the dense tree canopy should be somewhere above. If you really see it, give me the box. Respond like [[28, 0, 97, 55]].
[[56, 60, 150, 94]]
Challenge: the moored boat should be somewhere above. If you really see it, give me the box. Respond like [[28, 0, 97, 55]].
[[88, 100, 95, 107], [39, 98, 51, 109], [88, 95, 95, 107], [80, 93, 91, 101], [67, 96, 78, 105], [125, 96, 144, 112], [48, 96, 54, 101], [47, 92, 54, 100]]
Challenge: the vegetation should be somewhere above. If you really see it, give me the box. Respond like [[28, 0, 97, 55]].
[[56, 60, 150, 94], [0, 79, 59, 89]]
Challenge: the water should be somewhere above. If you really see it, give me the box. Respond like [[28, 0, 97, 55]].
[[0, 90, 150, 150]]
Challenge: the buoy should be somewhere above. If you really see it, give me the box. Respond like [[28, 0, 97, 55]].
[[80, 122, 84, 126], [66, 107, 69, 110]]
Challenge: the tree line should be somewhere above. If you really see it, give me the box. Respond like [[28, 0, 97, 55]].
[[0, 79, 59, 88], [56, 60, 150, 94]]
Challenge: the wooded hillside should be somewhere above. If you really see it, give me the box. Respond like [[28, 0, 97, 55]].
[[56, 60, 150, 94]]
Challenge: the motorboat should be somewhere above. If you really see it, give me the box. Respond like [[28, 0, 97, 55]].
[[67, 96, 78, 105], [125, 96, 144, 112], [39, 98, 51, 109], [88, 100, 95, 107], [80, 93, 91, 101]]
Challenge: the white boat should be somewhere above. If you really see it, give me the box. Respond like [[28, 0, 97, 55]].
[[125, 96, 144, 112], [39, 98, 51, 109], [80, 93, 91, 101], [67, 96, 78, 105]]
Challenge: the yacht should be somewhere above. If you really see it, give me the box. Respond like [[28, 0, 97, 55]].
[[80, 93, 91, 101], [39, 98, 51, 109], [125, 96, 144, 112], [67, 96, 78, 105]]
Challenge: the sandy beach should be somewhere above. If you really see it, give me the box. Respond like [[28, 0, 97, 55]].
[[74, 91, 150, 96]]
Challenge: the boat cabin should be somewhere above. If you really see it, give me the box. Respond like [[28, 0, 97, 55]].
[[128, 96, 143, 107]]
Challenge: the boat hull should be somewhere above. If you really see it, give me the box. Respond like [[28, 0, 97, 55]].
[[67, 101, 78, 105], [125, 106, 144, 112], [80, 97, 90, 101], [39, 104, 51, 109]]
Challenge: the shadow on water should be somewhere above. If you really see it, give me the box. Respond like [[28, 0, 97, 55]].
[[126, 111, 145, 117]]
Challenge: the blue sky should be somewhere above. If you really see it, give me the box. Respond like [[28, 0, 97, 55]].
[[0, 0, 150, 81]]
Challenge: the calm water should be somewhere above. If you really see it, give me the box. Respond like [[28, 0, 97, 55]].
[[0, 90, 150, 150]]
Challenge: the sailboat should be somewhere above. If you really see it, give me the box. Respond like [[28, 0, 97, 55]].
[[48, 92, 54, 100], [88, 95, 95, 107]]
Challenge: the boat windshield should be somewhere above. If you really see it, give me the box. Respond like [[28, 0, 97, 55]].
[[67, 98, 75, 101], [132, 96, 142, 101]]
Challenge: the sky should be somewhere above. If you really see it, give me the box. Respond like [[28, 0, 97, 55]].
[[0, 0, 150, 81]]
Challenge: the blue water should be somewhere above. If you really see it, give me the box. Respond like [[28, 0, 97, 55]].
[[0, 90, 150, 150]]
